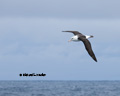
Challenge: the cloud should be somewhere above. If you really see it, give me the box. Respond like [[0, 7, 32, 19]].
[[0, 0, 120, 19], [0, 17, 120, 60], [0, 16, 120, 80]]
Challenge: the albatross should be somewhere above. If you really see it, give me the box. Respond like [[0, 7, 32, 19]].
[[62, 31, 97, 62]]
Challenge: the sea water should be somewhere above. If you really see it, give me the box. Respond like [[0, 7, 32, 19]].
[[0, 80, 120, 96]]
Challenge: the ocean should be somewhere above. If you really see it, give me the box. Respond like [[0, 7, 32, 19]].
[[0, 80, 120, 96]]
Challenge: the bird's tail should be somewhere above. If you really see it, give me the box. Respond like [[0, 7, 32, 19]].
[[85, 35, 94, 39], [90, 35, 94, 38]]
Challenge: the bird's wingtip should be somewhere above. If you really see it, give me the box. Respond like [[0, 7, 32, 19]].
[[95, 59, 97, 62], [92, 56, 97, 62], [62, 31, 68, 32]]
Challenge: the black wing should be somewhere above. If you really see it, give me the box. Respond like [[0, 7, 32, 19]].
[[62, 31, 83, 35], [79, 38, 97, 62]]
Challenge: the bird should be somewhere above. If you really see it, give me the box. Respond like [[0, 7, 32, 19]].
[[62, 31, 97, 62]]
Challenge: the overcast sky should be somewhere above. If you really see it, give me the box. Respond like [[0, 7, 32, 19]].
[[0, 0, 120, 80]]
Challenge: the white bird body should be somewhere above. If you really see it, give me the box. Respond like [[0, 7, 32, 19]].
[[70, 35, 93, 42]]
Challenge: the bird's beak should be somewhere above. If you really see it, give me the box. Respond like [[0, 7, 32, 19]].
[[68, 39, 72, 42]]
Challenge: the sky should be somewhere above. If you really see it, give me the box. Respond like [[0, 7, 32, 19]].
[[0, 0, 120, 80]]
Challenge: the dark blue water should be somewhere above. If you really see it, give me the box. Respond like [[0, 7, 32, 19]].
[[0, 81, 120, 96]]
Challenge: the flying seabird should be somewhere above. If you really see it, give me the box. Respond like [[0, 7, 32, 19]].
[[62, 31, 97, 62]]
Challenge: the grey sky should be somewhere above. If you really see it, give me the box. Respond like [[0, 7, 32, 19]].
[[0, 0, 120, 80], [0, 0, 120, 18]]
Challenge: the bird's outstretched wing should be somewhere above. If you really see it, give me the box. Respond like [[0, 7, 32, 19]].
[[79, 38, 97, 62], [62, 31, 83, 35]]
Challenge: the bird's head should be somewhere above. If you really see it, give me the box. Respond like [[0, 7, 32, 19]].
[[68, 35, 78, 42]]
